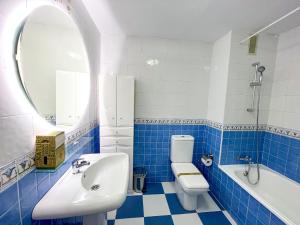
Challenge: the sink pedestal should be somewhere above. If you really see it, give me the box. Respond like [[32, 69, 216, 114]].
[[83, 213, 106, 225]]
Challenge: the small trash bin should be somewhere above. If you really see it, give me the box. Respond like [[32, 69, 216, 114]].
[[133, 167, 147, 193]]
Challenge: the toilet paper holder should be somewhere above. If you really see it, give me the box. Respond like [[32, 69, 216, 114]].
[[202, 154, 213, 161], [201, 154, 213, 167]]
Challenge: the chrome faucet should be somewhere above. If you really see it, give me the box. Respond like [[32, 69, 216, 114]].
[[72, 158, 90, 174], [238, 155, 253, 176], [238, 155, 252, 162]]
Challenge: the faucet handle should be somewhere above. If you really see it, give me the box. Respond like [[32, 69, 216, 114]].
[[238, 155, 252, 162]]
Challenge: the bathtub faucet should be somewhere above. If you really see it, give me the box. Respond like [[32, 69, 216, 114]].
[[238, 155, 253, 176], [238, 155, 252, 162]]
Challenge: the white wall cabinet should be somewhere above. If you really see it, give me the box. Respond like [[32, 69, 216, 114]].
[[117, 76, 135, 126], [99, 75, 117, 126], [56, 71, 89, 126], [56, 71, 76, 125], [100, 127, 133, 137], [99, 75, 135, 191]]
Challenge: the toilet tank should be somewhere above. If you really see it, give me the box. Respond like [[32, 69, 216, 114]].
[[171, 135, 194, 163]]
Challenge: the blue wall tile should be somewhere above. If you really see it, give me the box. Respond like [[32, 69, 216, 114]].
[[37, 175, 51, 199], [18, 172, 37, 199], [202, 126, 286, 225], [134, 124, 206, 183], [0, 183, 18, 216], [220, 128, 300, 184], [221, 131, 264, 165], [0, 203, 21, 225], [262, 132, 300, 183], [20, 188, 39, 222]]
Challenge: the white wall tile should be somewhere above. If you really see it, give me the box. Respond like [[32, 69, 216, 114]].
[[206, 31, 231, 123], [268, 25, 300, 131], [0, 115, 34, 166], [99, 27, 299, 132], [101, 35, 212, 119], [223, 31, 278, 125]]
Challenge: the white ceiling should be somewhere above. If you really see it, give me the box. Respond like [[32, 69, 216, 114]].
[[83, 0, 300, 42]]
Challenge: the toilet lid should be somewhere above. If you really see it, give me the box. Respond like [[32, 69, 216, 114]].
[[171, 163, 209, 189], [171, 163, 199, 174], [179, 174, 209, 190]]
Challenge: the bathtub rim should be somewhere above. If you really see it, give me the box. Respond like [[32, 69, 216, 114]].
[[219, 164, 300, 225]]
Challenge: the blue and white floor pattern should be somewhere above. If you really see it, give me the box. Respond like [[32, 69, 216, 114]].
[[107, 182, 237, 225]]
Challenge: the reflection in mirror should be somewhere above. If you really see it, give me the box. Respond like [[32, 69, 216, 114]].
[[16, 6, 90, 129]]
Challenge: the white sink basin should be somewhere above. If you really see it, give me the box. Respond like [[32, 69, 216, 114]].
[[32, 153, 129, 223]]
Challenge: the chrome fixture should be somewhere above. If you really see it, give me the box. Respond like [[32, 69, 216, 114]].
[[90, 184, 101, 191], [238, 155, 253, 176], [247, 62, 265, 112], [238, 155, 251, 162], [245, 62, 266, 185], [72, 158, 90, 174]]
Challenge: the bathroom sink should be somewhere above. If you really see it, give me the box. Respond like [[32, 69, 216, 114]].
[[32, 153, 129, 223]]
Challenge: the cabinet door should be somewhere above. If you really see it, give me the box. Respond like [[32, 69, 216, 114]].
[[117, 137, 133, 146], [56, 71, 76, 125], [116, 127, 134, 137], [117, 76, 134, 127], [99, 75, 117, 126], [100, 127, 117, 137], [76, 72, 89, 120], [100, 146, 117, 153], [100, 137, 117, 147], [117, 145, 133, 191], [100, 127, 133, 137], [100, 137, 133, 147]]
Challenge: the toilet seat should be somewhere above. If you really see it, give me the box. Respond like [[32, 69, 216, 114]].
[[171, 163, 209, 192]]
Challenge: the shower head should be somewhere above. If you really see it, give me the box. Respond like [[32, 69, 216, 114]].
[[257, 66, 265, 74]]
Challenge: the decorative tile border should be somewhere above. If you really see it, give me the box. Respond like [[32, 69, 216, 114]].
[[206, 120, 223, 130], [0, 120, 98, 193], [223, 124, 267, 131], [135, 118, 221, 130], [0, 152, 35, 191], [135, 118, 300, 139], [66, 120, 97, 144], [266, 125, 300, 139], [135, 118, 206, 125], [0, 161, 17, 190]]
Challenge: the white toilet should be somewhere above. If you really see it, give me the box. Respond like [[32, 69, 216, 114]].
[[170, 135, 209, 211]]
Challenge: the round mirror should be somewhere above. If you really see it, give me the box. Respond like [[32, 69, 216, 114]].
[[16, 6, 90, 129]]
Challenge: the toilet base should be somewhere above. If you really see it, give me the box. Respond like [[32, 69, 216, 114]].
[[174, 179, 206, 211]]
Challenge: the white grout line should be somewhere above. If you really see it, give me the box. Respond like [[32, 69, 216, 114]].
[[223, 210, 237, 225], [16, 169, 23, 225]]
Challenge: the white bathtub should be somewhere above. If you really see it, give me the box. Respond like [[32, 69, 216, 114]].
[[219, 164, 300, 225]]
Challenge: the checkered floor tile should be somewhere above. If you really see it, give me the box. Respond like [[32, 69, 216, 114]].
[[107, 182, 237, 225]]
